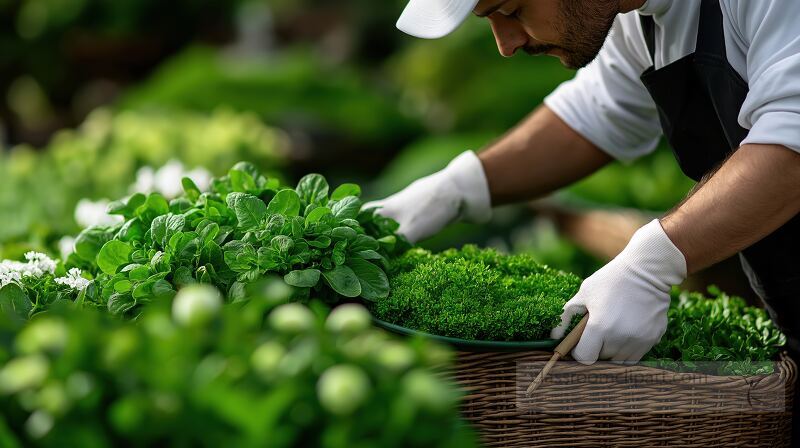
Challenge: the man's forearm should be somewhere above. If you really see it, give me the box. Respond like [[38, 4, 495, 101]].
[[479, 106, 612, 205], [661, 144, 800, 274]]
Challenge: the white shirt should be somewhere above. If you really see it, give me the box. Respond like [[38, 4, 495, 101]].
[[544, 0, 800, 162]]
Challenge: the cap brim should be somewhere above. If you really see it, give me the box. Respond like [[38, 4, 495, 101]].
[[397, 0, 480, 39]]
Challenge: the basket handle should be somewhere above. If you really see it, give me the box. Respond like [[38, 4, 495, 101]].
[[526, 314, 589, 396]]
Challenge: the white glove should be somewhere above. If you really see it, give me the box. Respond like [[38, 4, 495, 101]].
[[550, 219, 687, 365], [366, 151, 492, 243]]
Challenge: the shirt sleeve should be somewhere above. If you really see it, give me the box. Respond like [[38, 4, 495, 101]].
[[727, 0, 800, 153], [544, 13, 663, 162]]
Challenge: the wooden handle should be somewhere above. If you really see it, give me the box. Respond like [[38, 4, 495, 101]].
[[526, 314, 589, 396]]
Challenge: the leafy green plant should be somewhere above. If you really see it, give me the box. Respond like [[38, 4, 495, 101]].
[[69, 162, 409, 318], [645, 287, 785, 375], [372, 246, 582, 341], [0, 284, 474, 448]]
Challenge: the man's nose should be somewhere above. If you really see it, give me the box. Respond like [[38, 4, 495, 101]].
[[488, 13, 528, 57]]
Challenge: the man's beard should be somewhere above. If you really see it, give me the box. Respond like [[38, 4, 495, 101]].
[[527, 0, 617, 69]]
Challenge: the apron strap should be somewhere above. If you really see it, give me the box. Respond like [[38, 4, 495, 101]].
[[638, 0, 724, 66], [639, 14, 656, 64], [696, 0, 726, 57]]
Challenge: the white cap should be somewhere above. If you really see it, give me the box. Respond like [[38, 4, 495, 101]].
[[397, 0, 481, 39]]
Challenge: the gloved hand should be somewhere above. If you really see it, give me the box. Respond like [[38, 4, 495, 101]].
[[365, 151, 492, 243], [550, 219, 687, 365]]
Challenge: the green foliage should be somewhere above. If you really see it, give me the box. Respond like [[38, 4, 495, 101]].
[[564, 146, 696, 211], [386, 20, 573, 134], [120, 47, 422, 147], [69, 162, 409, 317], [645, 287, 786, 375], [0, 109, 285, 250], [0, 290, 474, 447], [373, 246, 582, 341]]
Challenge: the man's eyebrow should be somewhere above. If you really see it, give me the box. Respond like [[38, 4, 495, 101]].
[[474, 2, 506, 17]]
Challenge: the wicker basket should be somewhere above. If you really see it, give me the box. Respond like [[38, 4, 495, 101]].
[[453, 350, 796, 447], [374, 319, 796, 447]]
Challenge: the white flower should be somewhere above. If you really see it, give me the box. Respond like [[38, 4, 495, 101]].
[[23, 252, 57, 276], [0, 252, 57, 287], [74, 199, 122, 229], [58, 236, 76, 260], [131, 159, 212, 199], [185, 166, 212, 192], [154, 159, 186, 198], [131, 166, 156, 195], [54, 268, 91, 292]]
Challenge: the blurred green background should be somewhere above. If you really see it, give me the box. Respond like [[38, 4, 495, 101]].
[[1, 0, 751, 295]]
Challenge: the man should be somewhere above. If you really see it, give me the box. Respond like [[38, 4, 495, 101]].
[[371, 0, 800, 366]]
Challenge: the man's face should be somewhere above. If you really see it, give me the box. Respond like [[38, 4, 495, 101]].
[[473, 0, 618, 69]]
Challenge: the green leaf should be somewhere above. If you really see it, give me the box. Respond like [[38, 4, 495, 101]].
[[331, 184, 361, 201], [136, 193, 170, 223], [74, 227, 114, 263], [331, 226, 357, 241], [353, 250, 383, 260], [97, 241, 133, 275], [107, 193, 146, 218], [227, 192, 267, 230], [196, 220, 220, 245], [270, 235, 294, 253], [284, 269, 321, 288], [308, 236, 332, 248], [347, 258, 389, 301], [229, 168, 257, 193], [108, 293, 136, 315], [296, 174, 329, 205], [332, 241, 347, 266], [0, 283, 32, 319], [182, 177, 202, 201], [114, 280, 133, 293], [169, 232, 201, 263], [125, 265, 150, 282], [322, 266, 361, 298], [150, 214, 186, 249], [267, 189, 301, 217], [305, 206, 331, 225], [115, 219, 146, 243], [331, 196, 362, 220], [350, 235, 379, 252]]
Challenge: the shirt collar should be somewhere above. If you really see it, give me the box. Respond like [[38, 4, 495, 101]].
[[638, 0, 671, 16]]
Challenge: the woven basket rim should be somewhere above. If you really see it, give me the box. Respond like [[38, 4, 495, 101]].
[[373, 318, 559, 352]]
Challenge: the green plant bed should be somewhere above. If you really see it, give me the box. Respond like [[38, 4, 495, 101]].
[[370, 246, 582, 343], [371, 247, 785, 375]]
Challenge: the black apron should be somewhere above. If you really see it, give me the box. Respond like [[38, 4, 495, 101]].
[[638, 0, 800, 355]]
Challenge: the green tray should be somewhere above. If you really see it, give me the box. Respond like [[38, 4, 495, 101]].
[[373, 318, 559, 353]]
